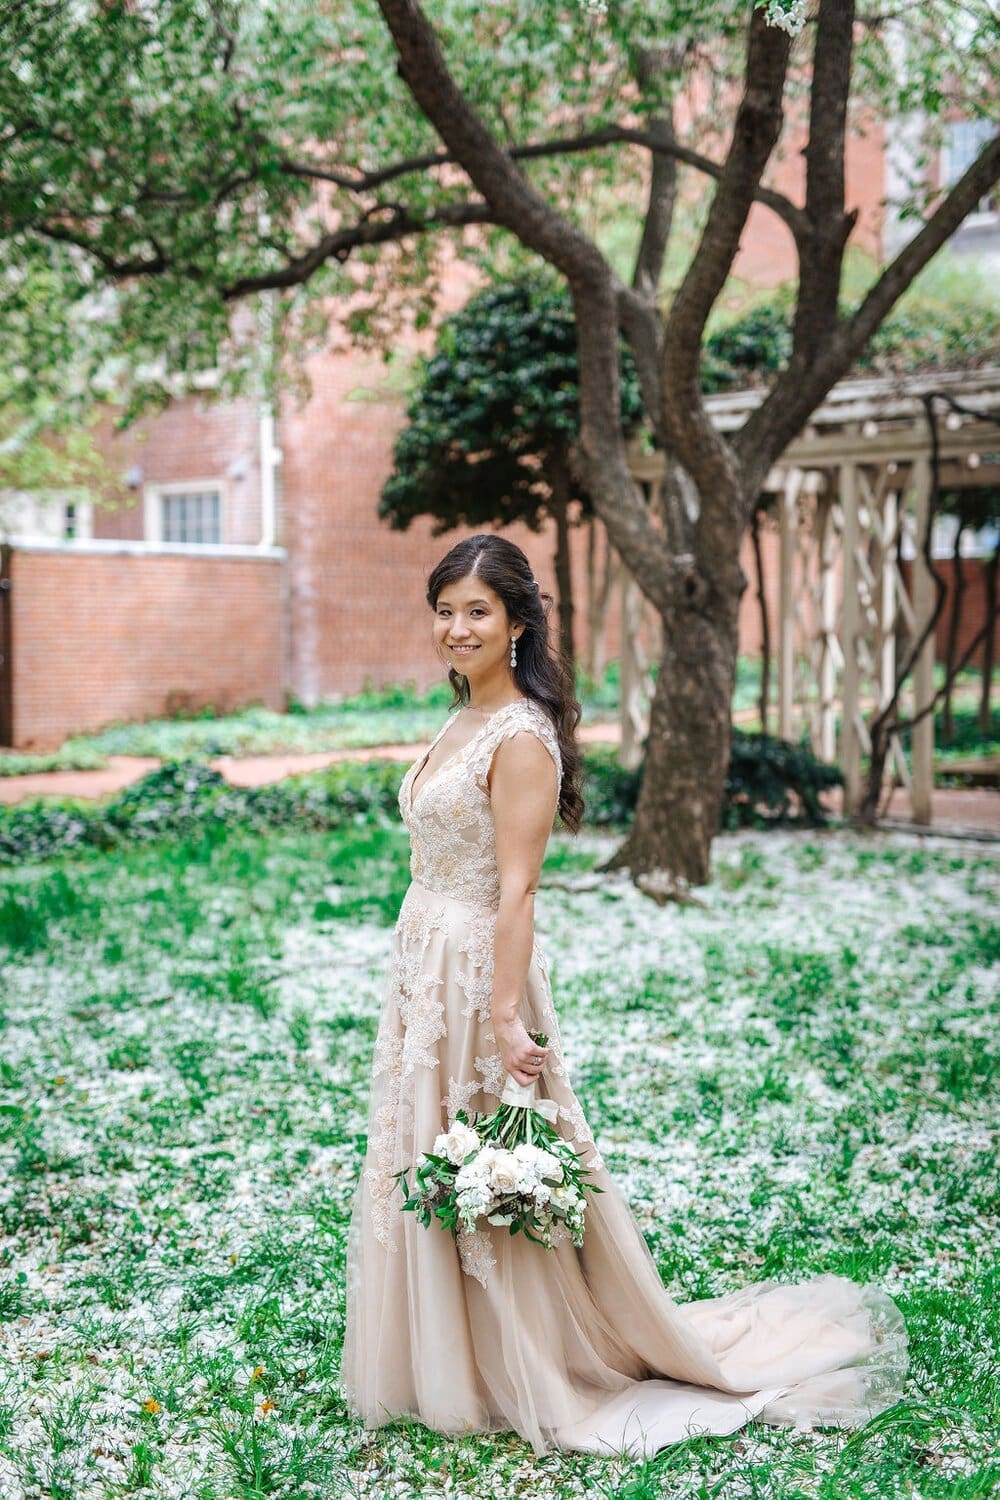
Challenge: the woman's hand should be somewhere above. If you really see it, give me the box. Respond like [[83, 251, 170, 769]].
[[492, 1014, 550, 1089]]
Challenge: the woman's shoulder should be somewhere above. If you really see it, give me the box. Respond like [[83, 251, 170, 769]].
[[489, 697, 562, 772]]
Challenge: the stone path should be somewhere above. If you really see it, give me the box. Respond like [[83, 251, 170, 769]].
[[1, 724, 997, 836]]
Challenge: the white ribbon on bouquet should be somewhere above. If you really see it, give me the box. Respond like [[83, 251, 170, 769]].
[[500, 1076, 560, 1123]]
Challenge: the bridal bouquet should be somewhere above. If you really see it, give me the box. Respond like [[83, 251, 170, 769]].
[[394, 1034, 601, 1249]]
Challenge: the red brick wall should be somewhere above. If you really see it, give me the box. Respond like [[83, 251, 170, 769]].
[[92, 396, 263, 545], [734, 113, 885, 289], [902, 555, 1000, 670], [276, 351, 612, 703], [7, 547, 284, 750]]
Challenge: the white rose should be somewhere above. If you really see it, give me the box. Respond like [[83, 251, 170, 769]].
[[433, 1121, 481, 1166], [446, 1121, 481, 1164], [489, 1153, 520, 1195], [536, 1150, 563, 1184]]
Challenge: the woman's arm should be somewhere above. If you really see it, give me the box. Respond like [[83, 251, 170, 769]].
[[488, 730, 558, 1087]]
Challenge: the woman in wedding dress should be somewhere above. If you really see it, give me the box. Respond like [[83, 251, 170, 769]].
[[340, 534, 908, 1458]]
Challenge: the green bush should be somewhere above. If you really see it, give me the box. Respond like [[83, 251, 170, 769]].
[[722, 732, 843, 829], [0, 734, 843, 866], [700, 290, 999, 392]]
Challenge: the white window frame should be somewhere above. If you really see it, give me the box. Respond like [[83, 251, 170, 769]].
[[144, 480, 227, 546]]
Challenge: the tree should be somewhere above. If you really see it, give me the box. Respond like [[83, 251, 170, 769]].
[[2, 0, 998, 889], [379, 280, 644, 671], [0, 262, 118, 528]]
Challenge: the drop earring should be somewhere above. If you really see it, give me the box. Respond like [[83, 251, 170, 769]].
[[509, 635, 517, 669]]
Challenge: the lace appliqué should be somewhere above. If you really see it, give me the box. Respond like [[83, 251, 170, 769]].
[[401, 699, 562, 909], [366, 1033, 413, 1252], [475, 1050, 507, 1101], [391, 901, 449, 1073], [443, 1074, 481, 1124], [457, 1228, 497, 1288], [366, 897, 449, 1251], [455, 909, 497, 1021], [559, 1096, 605, 1173]]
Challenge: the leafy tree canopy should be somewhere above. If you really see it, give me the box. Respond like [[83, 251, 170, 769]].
[[1, 0, 996, 421], [380, 281, 644, 535]]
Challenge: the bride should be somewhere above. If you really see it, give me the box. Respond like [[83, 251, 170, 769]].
[[340, 533, 907, 1457]]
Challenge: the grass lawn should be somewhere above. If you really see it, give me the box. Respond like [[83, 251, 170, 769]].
[[1, 822, 997, 1498]]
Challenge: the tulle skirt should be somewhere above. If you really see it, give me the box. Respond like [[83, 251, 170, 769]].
[[340, 879, 908, 1457]]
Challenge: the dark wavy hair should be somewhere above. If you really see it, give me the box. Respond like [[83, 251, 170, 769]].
[[426, 534, 585, 834]]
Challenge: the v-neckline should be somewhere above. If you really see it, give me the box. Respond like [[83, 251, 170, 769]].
[[407, 698, 528, 814]]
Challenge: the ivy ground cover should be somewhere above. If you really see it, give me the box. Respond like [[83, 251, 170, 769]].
[[0, 824, 996, 1499]]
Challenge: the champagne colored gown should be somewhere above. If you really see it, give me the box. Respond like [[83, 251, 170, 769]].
[[340, 698, 908, 1457]]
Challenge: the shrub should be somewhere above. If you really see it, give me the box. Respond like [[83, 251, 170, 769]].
[[722, 732, 844, 829], [0, 735, 843, 866]]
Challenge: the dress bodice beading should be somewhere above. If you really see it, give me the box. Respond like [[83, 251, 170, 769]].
[[399, 698, 563, 909]]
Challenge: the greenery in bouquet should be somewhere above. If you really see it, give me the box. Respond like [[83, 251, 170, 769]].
[[395, 1034, 602, 1249]]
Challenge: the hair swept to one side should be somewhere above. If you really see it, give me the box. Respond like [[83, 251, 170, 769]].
[[426, 533, 584, 834]]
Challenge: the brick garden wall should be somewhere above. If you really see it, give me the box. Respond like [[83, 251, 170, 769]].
[[5, 545, 284, 750]]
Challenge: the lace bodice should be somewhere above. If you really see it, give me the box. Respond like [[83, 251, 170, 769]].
[[399, 697, 563, 909]]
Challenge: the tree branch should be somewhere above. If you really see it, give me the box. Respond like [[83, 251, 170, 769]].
[[281, 125, 809, 247], [659, 5, 791, 498], [29, 200, 496, 294], [735, 128, 1000, 486], [793, 0, 857, 360], [617, 283, 666, 448], [376, 0, 676, 612], [31, 222, 168, 279], [630, 46, 685, 300], [223, 201, 494, 298]]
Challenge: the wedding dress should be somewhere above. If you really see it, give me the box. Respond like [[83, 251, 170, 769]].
[[340, 697, 908, 1457]]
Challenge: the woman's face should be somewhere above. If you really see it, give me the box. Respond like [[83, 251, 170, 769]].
[[433, 573, 521, 682]]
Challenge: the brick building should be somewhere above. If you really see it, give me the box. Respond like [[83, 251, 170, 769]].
[[1, 113, 996, 751]]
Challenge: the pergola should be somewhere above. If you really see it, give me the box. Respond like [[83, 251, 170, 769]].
[[625, 364, 1000, 821]]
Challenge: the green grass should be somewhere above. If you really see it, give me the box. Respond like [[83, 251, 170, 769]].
[[0, 667, 622, 776], [0, 823, 996, 1497]]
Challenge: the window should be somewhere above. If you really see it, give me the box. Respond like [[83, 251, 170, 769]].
[[159, 489, 222, 545], [943, 119, 999, 216]]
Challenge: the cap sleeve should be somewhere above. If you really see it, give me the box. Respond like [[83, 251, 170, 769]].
[[469, 701, 563, 794]]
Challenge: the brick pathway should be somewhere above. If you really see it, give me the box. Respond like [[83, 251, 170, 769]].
[[1, 725, 997, 836]]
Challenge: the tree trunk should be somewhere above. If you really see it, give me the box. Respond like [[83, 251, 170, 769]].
[[584, 515, 617, 684], [979, 542, 997, 736], [857, 722, 891, 827], [942, 523, 966, 743], [750, 503, 771, 733], [549, 452, 575, 673], [599, 551, 742, 890]]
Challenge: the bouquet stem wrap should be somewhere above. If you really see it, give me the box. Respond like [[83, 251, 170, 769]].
[[499, 1077, 560, 1122]]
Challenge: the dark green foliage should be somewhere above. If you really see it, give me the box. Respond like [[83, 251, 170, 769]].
[[701, 293, 1000, 393], [576, 746, 643, 829], [701, 301, 794, 393], [380, 281, 644, 533], [0, 759, 407, 865], [581, 733, 843, 832], [0, 734, 843, 865], [722, 732, 844, 829]]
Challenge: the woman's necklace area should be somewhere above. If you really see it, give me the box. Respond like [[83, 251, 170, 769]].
[[462, 694, 525, 721]]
